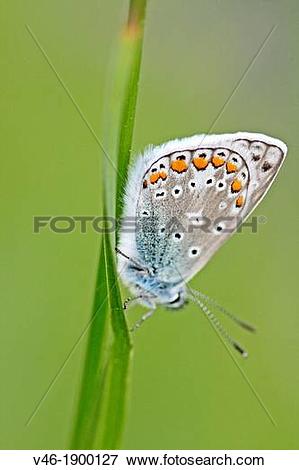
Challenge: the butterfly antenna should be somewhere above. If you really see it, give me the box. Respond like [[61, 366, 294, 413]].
[[189, 288, 248, 358], [191, 288, 256, 333]]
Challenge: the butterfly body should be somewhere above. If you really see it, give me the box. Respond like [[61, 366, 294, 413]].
[[118, 132, 287, 311]]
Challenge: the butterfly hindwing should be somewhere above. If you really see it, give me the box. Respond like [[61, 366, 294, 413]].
[[134, 133, 287, 284]]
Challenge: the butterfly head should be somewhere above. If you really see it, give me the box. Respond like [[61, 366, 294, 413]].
[[119, 256, 187, 309], [136, 267, 187, 309]]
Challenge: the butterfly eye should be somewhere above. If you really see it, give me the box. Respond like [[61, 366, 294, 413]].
[[168, 292, 182, 306]]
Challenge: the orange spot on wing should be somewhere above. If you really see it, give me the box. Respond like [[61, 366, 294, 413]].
[[226, 162, 237, 173], [150, 173, 160, 184], [171, 160, 188, 173], [149, 171, 168, 184], [231, 179, 242, 193], [211, 155, 225, 168], [236, 195, 244, 207], [193, 157, 209, 170]]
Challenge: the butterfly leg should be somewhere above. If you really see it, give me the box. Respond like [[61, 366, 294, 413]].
[[123, 296, 143, 310], [130, 310, 154, 333]]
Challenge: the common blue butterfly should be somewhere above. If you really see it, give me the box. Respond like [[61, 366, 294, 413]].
[[117, 132, 287, 355]]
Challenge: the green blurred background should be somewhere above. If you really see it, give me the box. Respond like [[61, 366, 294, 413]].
[[1, 0, 298, 449]]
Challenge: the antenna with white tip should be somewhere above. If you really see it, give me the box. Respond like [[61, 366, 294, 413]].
[[189, 287, 249, 358], [192, 289, 256, 333]]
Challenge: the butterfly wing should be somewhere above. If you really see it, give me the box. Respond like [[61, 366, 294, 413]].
[[133, 132, 287, 284]]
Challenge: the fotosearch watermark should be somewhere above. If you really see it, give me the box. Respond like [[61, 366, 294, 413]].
[[33, 215, 267, 234]]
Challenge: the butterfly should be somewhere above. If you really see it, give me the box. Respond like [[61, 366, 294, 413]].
[[117, 132, 287, 356]]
